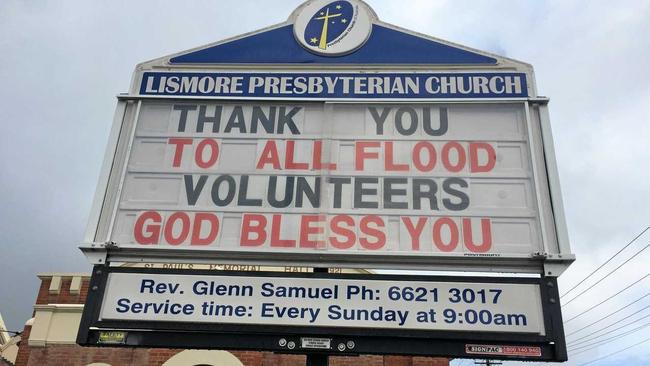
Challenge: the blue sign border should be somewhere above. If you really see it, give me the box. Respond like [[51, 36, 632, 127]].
[[140, 72, 528, 99]]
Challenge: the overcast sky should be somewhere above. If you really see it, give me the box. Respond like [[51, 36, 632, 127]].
[[1, 1, 649, 365]]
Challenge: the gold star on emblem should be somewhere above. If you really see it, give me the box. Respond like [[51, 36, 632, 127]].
[[341, 18, 347, 23], [336, 5, 342, 9], [310, 37, 318, 44]]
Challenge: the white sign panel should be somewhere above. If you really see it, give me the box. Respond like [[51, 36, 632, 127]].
[[99, 101, 550, 265], [99, 272, 545, 334]]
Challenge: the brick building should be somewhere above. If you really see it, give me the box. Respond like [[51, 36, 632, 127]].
[[12, 272, 450, 366]]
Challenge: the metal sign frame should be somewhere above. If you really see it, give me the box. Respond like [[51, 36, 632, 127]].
[[77, 2, 575, 364], [77, 265, 567, 361], [80, 96, 572, 275]]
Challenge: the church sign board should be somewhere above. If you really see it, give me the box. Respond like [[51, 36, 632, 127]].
[[79, 0, 573, 361], [78, 266, 567, 361]]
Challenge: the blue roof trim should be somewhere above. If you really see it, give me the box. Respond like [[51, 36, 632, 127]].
[[170, 24, 497, 65]]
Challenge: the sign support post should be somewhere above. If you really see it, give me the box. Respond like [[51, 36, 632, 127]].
[[306, 354, 328, 366], [307, 267, 331, 366]]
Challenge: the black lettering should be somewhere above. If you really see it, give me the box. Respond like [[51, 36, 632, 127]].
[[296, 177, 321, 208], [268, 176, 294, 208], [395, 107, 418, 136], [224, 106, 247, 133], [277, 107, 301, 134], [384, 178, 408, 209], [211, 175, 236, 206], [423, 107, 448, 136], [354, 177, 379, 209], [328, 177, 351, 209], [412, 178, 438, 210], [197, 105, 222, 133], [250, 106, 276, 133], [184, 175, 207, 205], [237, 175, 262, 206], [173, 105, 197, 132], [368, 107, 390, 135], [442, 177, 469, 211]]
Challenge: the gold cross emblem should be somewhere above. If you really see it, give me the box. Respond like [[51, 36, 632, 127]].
[[314, 7, 342, 50]]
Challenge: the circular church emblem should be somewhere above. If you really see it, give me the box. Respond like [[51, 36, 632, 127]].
[[293, 0, 374, 56]]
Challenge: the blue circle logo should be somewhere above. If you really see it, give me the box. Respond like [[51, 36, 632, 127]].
[[293, 0, 374, 56], [303, 1, 354, 51]]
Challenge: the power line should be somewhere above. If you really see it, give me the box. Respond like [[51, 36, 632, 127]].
[[570, 323, 650, 360], [563, 242, 649, 306], [568, 313, 650, 348], [569, 321, 650, 354], [0, 330, 21, 335], [562, 243, 650, 306], [576, 337, 649, 365], [567, 305, 650, 343], [565, 293, 650, 336], [561, 226, 649, 299], [564, 274, 648, 323]]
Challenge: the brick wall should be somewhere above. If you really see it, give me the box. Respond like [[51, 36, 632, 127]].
[[13, 325, 31, 366], [15, 275, 450, 366], [35, 277, 89, 306]]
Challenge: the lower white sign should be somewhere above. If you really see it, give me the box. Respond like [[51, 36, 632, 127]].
[[100, 273, 545, 334]]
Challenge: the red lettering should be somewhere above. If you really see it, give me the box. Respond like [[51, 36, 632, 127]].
[[402, 217, 427, 250], [412, 141, 436, 172], [134, 211, 162, 244], [240, 214, 267, 246], [164, 212, 190, 245], [329, 215, 356, 249], [168, 138, 192, 167], [433, 217, 459, 252], [469, 142, 496, 173], [195, 139, 219, 169], [384, 141, 409, 171], [191, 213, 219, 245], [256, 141, 281, 169], [359, 215, 386, 250], [300, 215, 325, 248], [271, 214, 295, 247], [442, 142, 466, 172], [463, 218, 492, 253], [285, 140, 309, 170], [355, 141, 380, 171]]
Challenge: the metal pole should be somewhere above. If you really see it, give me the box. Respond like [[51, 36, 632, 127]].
[[306, 354, 328, 366], [306, 267, 329, 366]]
